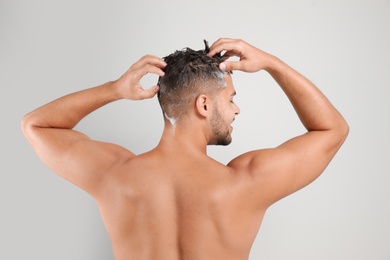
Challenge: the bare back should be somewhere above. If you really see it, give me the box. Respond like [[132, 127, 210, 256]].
[[97, 149, 265, 260], [22, 39, 348, 260]]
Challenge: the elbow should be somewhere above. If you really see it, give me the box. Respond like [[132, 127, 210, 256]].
[[341, 117, 350, 139], [335, 117, 349, 147], [323, 119, 349, 157], [21, 113, 36, 140], [21, 114, 29, 135]]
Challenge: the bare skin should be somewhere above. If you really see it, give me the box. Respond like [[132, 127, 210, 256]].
[[22, 38, 349, 260]]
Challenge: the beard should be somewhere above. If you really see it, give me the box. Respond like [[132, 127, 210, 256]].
[[210, 106, 232, 146]]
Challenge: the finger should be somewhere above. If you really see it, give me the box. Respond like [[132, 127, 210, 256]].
[[208, 38, 235, 52], [144, 63, 166, 77], [139, 85, 160, 100], [220, 50, 241, 61], [219, 61, 242, 72], [146, 55, 167, 69], [208, 42, 241, 58], [208, 38, 238, 57], [132, 63, 166, 82], [132, 55, 167, 71]]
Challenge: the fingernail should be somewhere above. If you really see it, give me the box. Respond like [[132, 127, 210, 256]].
[[219, 63, 226, 71]]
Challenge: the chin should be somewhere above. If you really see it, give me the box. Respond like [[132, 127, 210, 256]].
[[221, 140, 232, 146], [212, 137, 232, 146], [209, 128, 232, 146]]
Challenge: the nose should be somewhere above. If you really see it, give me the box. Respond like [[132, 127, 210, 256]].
[[234, 103, 240, 115]]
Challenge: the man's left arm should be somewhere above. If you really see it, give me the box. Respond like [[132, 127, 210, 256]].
[[209, 39, 349, 207]]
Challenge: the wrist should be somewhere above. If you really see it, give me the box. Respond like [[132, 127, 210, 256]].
[[263, 55, 285, 74], [110, 80, 126, 100]]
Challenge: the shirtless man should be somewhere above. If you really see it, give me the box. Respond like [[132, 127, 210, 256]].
[[21, 38, 349, 260]]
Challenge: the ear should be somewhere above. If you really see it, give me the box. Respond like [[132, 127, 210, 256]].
[[195, 94, 212, 118]]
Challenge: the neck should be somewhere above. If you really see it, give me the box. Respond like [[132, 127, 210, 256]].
[[157, 120, 209, 154]]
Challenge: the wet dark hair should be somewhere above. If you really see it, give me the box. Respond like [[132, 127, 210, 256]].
[[158, 40, 229, 122]]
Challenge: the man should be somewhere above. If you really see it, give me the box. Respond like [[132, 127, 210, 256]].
[[22, 38, 349, 260]]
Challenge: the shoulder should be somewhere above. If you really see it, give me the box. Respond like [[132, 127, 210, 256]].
[[227, 148, 275, 176], [67, 140, 136, 197]]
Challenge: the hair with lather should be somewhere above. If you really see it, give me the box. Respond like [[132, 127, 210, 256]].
[[157, 40, 229, 123]]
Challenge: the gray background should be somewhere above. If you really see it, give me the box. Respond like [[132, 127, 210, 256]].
[[1, 0, 389, 259]]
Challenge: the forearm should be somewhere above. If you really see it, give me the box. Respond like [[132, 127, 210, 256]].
[[265, 57, 348, 133], [208, 38, 348, 136], [22, 81, 122, 130]]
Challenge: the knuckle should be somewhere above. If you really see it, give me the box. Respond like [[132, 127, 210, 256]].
[[139, 55, 147, 62]]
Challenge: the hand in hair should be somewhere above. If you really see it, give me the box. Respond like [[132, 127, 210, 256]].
[[207, 38, 274, 73], [114, 55, 167, 100]]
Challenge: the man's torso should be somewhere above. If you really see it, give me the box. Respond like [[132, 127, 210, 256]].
[[95, 148, 266, 260]]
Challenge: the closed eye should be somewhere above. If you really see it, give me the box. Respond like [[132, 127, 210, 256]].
[[230, 91, 237, 103]]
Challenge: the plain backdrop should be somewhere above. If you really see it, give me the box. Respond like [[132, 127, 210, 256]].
[[1, 0, 389, 259]]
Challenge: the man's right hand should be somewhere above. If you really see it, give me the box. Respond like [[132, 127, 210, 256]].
[[114, 55, 167, 100], [20, 55, 167, 196], [207, 38, 275, 73]]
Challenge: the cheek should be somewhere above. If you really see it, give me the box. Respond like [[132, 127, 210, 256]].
[[223, 109, 234, 122], [230, 103, 237, 114]]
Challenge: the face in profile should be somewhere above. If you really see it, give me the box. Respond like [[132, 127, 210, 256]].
[[211, 105, 232, 146], [209, 75, 240, 146]]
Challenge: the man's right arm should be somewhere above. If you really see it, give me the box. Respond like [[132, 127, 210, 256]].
[[21, 55, 166, 197], [209, 38, 349, 208]]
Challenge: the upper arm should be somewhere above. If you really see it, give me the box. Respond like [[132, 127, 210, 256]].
[[24, 126, 134, 196], [228, 130, 347, 207]]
